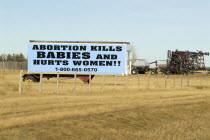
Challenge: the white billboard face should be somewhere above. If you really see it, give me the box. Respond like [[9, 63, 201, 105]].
[[28, 43, 127, 74]]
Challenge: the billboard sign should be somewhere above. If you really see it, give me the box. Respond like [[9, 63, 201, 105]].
[[28, 42, 128, 74]]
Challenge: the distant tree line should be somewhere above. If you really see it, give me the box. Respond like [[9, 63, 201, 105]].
[[0, 53, 27, 62]]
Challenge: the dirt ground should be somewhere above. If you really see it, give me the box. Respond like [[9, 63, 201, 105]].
[[0, 70, 210, 140]]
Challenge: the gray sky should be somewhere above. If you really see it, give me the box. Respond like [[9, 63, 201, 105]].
[[0, 0, 209, 66]]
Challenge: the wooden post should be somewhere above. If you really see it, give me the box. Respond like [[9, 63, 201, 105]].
[[147, 74, 150, 88], [181, 76, 183, 88], [73, 73, 76, 93], [101, 75, 104, 92], [126, 74, 129, 89], [205, 75, 207, 88], [57, 72, 59, 94], [204, 75, 206, 89], [0, 71, 3, 80], [138, 74, 140, 89], [156, 75, 159, 88], [201, 76, 203, 87], [114, 74, 117, 90], [89, 74, 91, 92], [14, 62, 16, 71], [39, 72, 43, 93], [165, 75, 167, 88], [19, 70, 23, 93], [173, 75, 176, 88], [194, 76, 197, 87], [187, 75, 189, 87]]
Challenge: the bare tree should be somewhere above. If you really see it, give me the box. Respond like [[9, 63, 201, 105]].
[[0, 54, 6, 61], [130, 44, 137, 64]]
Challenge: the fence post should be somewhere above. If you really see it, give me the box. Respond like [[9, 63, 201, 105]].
[[194, 76, 197, 87], [181, 76, 183, 88], [0, 70, 3, 81], [2, 62, 4, 70], [173, 75, 176, 88], [204, 75, 206, 89], [147, 74, 150, 88], [15, 62, 17, 71], [165, 75, 167, 88], [19, 70, 23, 93], [0, 62, 2, 70], [73, 73, 76, 93], [39, 72, 43, 93], [126, 74, 129, 89], [89, 74, 91, 92], [101, 75, 104, 92], [200, 76, 202, 87], [187, 75, 190, 87], [204, 74, 208, 87], [114, 74, 117, 91], [205, 75, 207, 87], [156, 75, 159, 88], [57, 72, 59, 94], [138, 74, 140, 89]]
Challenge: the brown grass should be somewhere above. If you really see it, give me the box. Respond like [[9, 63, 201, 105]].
[[0, 70, 210, 140]]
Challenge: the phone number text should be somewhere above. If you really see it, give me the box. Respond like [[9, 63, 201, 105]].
[[55, 68, 98, 72]]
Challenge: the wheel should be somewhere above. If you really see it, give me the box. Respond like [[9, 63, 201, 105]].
[[131, 69, 138, 75], [23, 75, 38, 82]]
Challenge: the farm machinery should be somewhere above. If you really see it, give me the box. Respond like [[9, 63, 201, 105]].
[[151, 50, 209, 75], [131, 59, 150, 74]]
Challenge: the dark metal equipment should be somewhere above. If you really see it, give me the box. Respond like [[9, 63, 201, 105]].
[[151, 50, 209, 75], [22, 74, 95, 83]]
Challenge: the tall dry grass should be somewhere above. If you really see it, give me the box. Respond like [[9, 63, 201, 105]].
[[0, 70, 210, 140]]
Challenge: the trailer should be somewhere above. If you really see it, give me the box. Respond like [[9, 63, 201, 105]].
[[131, 59, 150, 74], [23, 73, 94, 83]]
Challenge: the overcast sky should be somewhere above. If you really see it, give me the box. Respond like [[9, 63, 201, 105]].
[[0, 0, 209, 66]]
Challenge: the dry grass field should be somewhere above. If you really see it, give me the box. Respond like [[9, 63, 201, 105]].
[[0, 70, 210, 140]]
